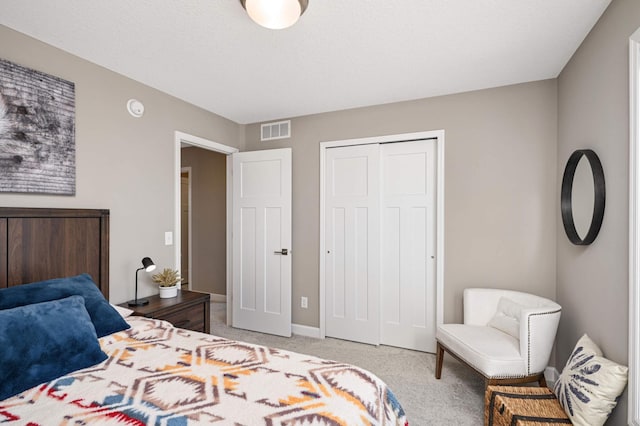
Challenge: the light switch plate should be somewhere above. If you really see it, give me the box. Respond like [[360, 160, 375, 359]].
[[165, 231, 173, 246]]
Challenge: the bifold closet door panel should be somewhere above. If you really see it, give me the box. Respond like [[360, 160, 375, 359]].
[[380, 139, 437, 353], [325, 144, 380, 345]]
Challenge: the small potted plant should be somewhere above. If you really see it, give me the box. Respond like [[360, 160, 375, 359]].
[[152, 268, 183, 298]]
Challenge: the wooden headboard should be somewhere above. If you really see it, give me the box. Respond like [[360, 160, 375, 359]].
[[0, 207, 110, 298]]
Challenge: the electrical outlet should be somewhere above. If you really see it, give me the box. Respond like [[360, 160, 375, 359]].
[[301, 296, 308, 309]]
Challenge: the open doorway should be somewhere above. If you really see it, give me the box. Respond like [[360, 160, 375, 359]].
[[180, 148, 227, 298], [180, 167, 191, 290], [174, 131, 238, 325]]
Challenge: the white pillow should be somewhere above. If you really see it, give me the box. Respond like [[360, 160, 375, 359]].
[[553, 334, 628, 426], [487, 297, 524, 339], [110, 303, 133, 318]]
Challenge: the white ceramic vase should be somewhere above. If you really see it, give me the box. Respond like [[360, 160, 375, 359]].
[[159, 285, 178, 298]]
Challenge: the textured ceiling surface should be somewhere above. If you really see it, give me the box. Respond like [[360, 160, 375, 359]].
[[0, 0, 610, 124]]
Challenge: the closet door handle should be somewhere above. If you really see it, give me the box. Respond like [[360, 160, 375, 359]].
[[274, 248, 288, 255]]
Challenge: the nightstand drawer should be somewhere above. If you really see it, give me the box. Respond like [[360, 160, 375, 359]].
[[120, 290, 211, 334], [159, 302, 205, 332]]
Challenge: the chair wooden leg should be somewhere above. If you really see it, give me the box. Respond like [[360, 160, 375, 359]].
[[538, 374, 547, 388], [435, 341, 444, 379]]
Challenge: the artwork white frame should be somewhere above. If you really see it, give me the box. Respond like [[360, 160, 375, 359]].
[[628, 27, 640, 426]]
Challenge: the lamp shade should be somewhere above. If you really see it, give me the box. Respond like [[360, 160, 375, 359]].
[[141, 257, 156, 272], [241, 0, 308, 30]]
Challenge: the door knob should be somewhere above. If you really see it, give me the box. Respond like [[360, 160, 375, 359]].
[[274, 248, 288, 255]]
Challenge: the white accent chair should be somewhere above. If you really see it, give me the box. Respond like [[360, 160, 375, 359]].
[[435, 288, 561, 387]]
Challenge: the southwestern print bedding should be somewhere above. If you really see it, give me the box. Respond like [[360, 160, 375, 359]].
[[0, 316, 407, 425]]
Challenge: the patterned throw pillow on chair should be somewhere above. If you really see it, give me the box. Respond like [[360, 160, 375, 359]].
[[553, 334, 628, 426]]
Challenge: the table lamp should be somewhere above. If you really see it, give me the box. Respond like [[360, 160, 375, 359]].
[[128, 257, 156, 307]]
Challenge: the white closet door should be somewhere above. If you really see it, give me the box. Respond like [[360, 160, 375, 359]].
[[380, 140, 437, 352], [325, 144, 380, 345], [232, 148, 292, 337]]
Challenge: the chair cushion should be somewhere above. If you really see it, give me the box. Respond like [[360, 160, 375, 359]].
[[437, 324, 526, 378]]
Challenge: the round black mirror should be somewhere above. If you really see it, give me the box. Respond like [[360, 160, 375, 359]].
[[561, 149, 605, 245]]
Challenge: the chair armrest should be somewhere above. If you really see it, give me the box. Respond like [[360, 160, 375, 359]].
[[519, 307, 561, 374]]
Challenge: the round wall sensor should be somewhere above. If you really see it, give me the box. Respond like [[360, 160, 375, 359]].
[[127, 99, 145, 118]]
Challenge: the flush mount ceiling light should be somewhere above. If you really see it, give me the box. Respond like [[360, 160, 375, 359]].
[[240, 0, 308, 30]]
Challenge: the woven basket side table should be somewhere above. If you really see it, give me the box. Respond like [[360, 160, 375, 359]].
[[485, 385, 571, 426]]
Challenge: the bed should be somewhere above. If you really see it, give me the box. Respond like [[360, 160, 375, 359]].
[[0, 207, 407, 425]]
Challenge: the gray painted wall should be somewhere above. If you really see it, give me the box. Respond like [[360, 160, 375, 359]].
[[4, 10, 635, 420], [181, 146, 227, 295], [244, 80, 558, 329], [0, 25, 243, 303], [557, 0, 640, 423]]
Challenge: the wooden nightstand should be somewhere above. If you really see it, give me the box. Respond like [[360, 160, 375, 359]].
[[121, 289, 211, 333]]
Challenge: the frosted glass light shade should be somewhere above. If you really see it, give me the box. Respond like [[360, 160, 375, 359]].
[[242, 0, 308, 30]]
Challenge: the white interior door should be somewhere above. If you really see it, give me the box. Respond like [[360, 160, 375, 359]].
[[232, 148, 292, 337], [380, 140, 437, 352], [325, 144, 380, 345]]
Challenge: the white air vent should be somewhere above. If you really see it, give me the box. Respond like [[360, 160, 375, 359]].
[[261, 120, 291, 141]]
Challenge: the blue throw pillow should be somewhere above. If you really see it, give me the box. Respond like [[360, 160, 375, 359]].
[[0, 273, 129, 337], [0, 295, 108, 401]]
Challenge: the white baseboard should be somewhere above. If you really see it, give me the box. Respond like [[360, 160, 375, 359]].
[[545, 366, 560, 387], [292, 323, 321, 338], [210, 293, 227, 303]]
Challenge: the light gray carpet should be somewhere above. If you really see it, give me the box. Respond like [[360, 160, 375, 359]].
[[210, 302, 485, 425]]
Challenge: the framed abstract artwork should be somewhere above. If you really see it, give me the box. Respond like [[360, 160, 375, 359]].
[[0, 58, 75, 195]]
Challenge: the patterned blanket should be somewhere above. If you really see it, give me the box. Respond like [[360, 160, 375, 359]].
[[1, 317, 407, 425]]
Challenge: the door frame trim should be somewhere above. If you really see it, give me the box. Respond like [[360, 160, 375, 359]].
[[174, 131, 238, 325], [318, 129, 445, 343], [628, 27, 640, 426]]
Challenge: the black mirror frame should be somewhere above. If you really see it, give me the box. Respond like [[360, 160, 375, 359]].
[[560, 149, 605, 245]]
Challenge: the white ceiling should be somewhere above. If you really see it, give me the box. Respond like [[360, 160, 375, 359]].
[[0, 0, 611, 124]]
